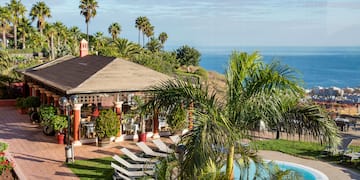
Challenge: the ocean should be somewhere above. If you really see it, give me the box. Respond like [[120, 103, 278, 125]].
[[199, 46, 360, 89]]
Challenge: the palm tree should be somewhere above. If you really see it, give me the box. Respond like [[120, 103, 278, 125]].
[[108, 22, 121, 41], [147, 51, 339, 179], [44, 23, 56, 60], [158, 32, 168, 47], [69, 26, 82, 55], [135, 16, 148, 46], [17, 17, 32, 49], [7, 0, 26, 49], [146, 37, 162, 52], [114, 38, 140, 58], [29, 1, 51, 35], [0, 6, 11, 48], [144, 22, 154, 44], [53, 21, 66, 46], [79, 0, 99, 42], [93, 31, 105, 51]]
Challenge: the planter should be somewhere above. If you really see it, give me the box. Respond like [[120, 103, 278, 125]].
[[98, 137, 111, 147], [17, 108, 27, 114], [57, 133, 65, 144], [138, 133, 147, 142]]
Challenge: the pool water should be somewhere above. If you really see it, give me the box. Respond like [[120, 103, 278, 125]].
[[231, 160, 328, 180]]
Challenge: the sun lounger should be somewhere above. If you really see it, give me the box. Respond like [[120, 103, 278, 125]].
[[112, 155, 155, 170], [323, 137, 352, 155], [169, 135, 181, 144], [120, 148, 158, 163], [136, 142, 168, 157], [111, 162, 154, 178], [343, 152, 360, 161], [152, 139, 174, 153]]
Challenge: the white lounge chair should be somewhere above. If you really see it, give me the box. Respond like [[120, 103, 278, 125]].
[[112, 155, 155, 170], [152, 139, 174, 153], [111, 162, 154, 178], [169, 135, 181, 144], [120, 148, 158, 163], [136, 142, 168, 157]]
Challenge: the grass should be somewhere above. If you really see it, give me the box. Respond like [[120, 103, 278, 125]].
[[252, 139, 360, 172], [252, 139, 327, 159], [67, 157, 114, 180]]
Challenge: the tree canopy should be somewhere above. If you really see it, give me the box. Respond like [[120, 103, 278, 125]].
[[176, 45, 201, 66]]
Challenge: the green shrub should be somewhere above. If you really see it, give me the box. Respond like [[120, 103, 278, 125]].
[[194, 67, 208, 81], [39, 105, 57, 127], [24, 96, 40, 109], [95, 109, 120, 139], [15, 97, 26, 108], [52, 115, 68, 133]]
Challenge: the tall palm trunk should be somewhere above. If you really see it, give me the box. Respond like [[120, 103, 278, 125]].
[[40, 27, 43, 36], [225, 145, 235, 179], [138, 30, 140, 45], [86, 22, 89, 42], [142, 33, 145, 47], [22, 35, 25, 49], [51, 34, 54, 60], [2, 29, 6, 48], [13, 24, 17, 49]]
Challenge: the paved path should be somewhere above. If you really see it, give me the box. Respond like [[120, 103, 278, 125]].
[[0, 106, 165, 180], [259, 150, 360, 180], [0, 107, 79, 180]]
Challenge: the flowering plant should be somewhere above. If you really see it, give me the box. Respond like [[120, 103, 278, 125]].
[[0, 143, 13, 175]]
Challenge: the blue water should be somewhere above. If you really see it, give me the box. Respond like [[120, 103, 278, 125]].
[[232, 161, 317, 180], [199, 46, 360, 88]]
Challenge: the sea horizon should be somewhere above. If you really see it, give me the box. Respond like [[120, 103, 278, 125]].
[[196, 46, 360, 89]]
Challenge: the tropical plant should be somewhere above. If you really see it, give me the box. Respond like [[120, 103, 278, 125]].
[[114, 38, 140, 59], [17, 17, 32, 49], [29, 1, 51, 35], [108, 22, 121, 40], [39, 105, 56, 127], [44, 23, 56, 59], [165, 104, 187, 133], [143, 22, 154, 43], [145, 51, 339, 179], [7, 0, 27, 49], [15, 97, 26, 109], [79, 0, 99, 42], [53, 21, 67, 47], [158, 32, 168, 47], [52, 115, 68, 133], [175, 45, 201, 66], [24, 96, 40, 109], [135, 16, 148, 46], [0, 6, 11, 48], [95, 109, 120, 139], [146, 37, 162, 52]]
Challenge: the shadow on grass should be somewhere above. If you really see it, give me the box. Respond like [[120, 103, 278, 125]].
[[66, 157, 115, 179]]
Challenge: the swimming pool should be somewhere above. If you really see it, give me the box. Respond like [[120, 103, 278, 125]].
[[232, 160, 328, 180]]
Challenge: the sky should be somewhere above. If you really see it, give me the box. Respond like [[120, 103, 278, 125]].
[[2, 0, 360, 48]]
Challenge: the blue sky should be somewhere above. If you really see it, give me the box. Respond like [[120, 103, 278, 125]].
[[2, 0, 360, 48]]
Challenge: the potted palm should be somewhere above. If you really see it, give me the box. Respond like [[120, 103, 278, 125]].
[[166, 104, 187, 135], [52, 115, 68, 144], [24, 96, 41, 123], [39, 105, 56, 136], [15, 97, 27, 114], [95, 109, 120, 147]]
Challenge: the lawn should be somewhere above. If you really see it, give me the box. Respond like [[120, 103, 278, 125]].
[[252, 139, 327, 159], [67, 157, 114, 180], [252, 139, 360, 172]]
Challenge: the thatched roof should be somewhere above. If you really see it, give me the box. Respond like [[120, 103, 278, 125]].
[[21, 55, 173, 94]]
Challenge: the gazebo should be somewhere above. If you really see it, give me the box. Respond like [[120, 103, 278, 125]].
[[20, 40, 173, 146]]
